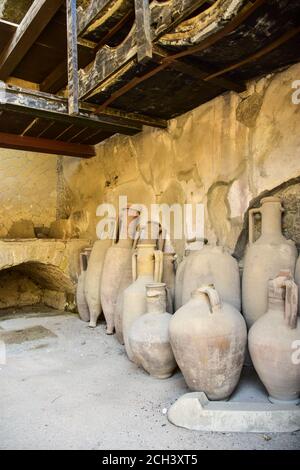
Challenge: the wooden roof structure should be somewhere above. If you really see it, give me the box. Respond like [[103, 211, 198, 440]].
[[0, 0, 299, 158]]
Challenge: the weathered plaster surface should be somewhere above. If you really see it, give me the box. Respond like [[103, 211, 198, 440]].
[[0, 64, 299, 258], [0, 150, 57, 238], [60, 64, 300, 256]]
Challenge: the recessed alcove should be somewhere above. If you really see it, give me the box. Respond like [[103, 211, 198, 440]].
[[0, 239, 90, 314]]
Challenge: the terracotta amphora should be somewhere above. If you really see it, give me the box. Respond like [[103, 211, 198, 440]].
[[296, 256, 300, 314], [129, 283, 177, 379], [181, 242, 241, 311], [175, 252, 188, 311], [169, 285, 247, 400], [114, 260, 133, 345], [114, 221, 162, 345], [175, 239, 207, 311], [76, 249, 91, 322], [249, 271, 300, 404], [162, 253, 177, 314], [123, 243, 164, 361], [85, 239, 111, 328], [242, 197, 297, 328], [101, 207, 140, 334]]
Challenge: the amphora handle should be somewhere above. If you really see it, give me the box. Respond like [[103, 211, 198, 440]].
[[198, 285, 222, 313], [248, 208, 262, 244], [269, 271, 298, 330]]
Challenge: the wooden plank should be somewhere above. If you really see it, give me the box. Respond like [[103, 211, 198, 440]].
[[0, 0, 64, 81], [40, 60, 67, 94], [40, 42, 95, 94], [0, 82, 167, 132], [40, 11, 131, 94], [77, 0, 133, 39], [0, 19, 17, 50], [153, 46, 246, 93], [77, 0, 113, 36], [67, 0, 79, 115], [203, 26, 300, 82], [94, 0, 265, 111], [78, 0, 209, 99], [0, 82, 140, 134], [135, 0, 152, 63], [162, 0, 267, 63], [94, 9, 134, 52], [0, 131, 96, 158]]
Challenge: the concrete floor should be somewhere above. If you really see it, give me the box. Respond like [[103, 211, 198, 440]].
[[0, 306, 299, 450]]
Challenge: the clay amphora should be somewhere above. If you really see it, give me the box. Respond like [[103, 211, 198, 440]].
[[175, 252, 188, 311], [249, 272, 300, 404], [296, 256, 300, 314], [114, 260, 133, 345], [162, 253, 176, 314], [114, 221, 165, 344], [242, 197, 297, 328], [101, 207, 140, 335], [181, 243, 241, 311], [175, 240, 207, 311], [123, 243, 163, 361], [169, 286, 247, 400], [76, 250, 91, 322], [85, 240, 111, 328], [129, 283, 177, 379]]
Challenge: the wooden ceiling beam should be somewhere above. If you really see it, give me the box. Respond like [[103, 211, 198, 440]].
[[153, 46, 246, 93], [135, 0, 152, 63], [94, 0, 266, 112], [203, 26, 300, 82], [79, 0, 212, 99], [40, 60, 67, 94], [0, 0, 64, 81], [66, 0, 79, 115], [41, 9, 134, 95], [0, 82, 167, 132], [0, 82, 141, 134], [0, 131, 96, 158]]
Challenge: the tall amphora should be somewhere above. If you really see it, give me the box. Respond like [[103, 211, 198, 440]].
[[242, 197, 297, 328], [175, 240, 207, 311], [249, 272, 300, 404], [181, 241, 241, 311], [76, 249, 91, 323], [101, 207, 139, 335], [123, 243, 163, 361], [85, 240, 111, 328], [169, 286, 247, 400]]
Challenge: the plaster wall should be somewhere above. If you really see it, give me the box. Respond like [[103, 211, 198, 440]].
[[60, 63, 300, 256], [0, 150, 58, 238]]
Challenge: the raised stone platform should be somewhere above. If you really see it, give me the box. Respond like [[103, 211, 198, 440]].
[[168, 368, 300, 433]]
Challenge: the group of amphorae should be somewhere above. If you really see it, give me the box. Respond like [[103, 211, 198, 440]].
[[77, 197, 300, 404]]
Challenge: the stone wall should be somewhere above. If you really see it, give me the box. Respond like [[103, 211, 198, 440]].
[[60, 63, 300, 257], [0, 269, 41, 309], [0, 149, 58, 238]]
